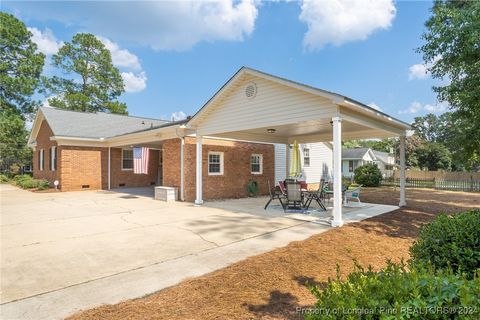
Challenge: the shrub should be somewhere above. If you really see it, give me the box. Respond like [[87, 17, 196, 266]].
[[0, 174, 10, 183], [353, 163, 382, 187], [410, 210, 480, 279], [37, 179, 50, 190], [14, 174, 50, 190], [306, 261, 480, 320], [246, 180, 259, 197]]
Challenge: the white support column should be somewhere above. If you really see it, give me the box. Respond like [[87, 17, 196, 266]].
[[399, 135, 407, 206], [108, 147, 111, 190], [285, 143, 290, 178], [195, 135, 203, 205], [180, 138, 185, 201], [332, 117, 343, 227]]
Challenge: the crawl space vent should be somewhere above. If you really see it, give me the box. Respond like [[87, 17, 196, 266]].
[[245, 82, 257, 99]]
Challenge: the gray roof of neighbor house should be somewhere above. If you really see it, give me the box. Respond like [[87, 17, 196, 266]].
[[39, 107, 173, 139], [372, 150, 390, 164], [342, 148, 370, 159]]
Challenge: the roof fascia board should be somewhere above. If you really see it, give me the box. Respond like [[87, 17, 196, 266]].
[[342, 99, 411, 130], [27, 110, 45, 145]]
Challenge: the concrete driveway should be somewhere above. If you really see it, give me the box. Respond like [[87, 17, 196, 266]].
[[0, 184, 325, 319]]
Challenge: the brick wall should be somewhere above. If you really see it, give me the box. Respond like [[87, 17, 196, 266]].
[[109, 148, 159, 188], [33, 119, 273, 198], [32, 120, 60, 185], [60, 146, 107, 191], [163, 137, 275, 202]]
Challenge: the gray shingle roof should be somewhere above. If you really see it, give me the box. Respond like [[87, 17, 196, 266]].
[[40, 107, 169, 139], [372, 150, 390, 163], [342, 148, 370, 159]]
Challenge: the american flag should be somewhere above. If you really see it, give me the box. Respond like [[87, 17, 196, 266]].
[[133, 147, 150, 174]]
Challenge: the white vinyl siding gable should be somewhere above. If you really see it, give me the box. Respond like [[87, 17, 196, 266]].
[[195, 75, 336, 136]]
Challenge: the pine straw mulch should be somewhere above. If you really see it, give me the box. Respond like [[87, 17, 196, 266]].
[[68, 187, 479, 320]]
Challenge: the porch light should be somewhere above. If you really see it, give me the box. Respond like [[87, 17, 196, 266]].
[[267, 128, 276, 133]]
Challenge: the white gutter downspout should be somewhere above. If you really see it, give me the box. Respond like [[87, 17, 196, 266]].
[[175, 127, 185, 201], [108, 147, 111, 190], [180, 137, 185, 201]]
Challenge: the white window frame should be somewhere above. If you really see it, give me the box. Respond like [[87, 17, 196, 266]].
[[121, 148, 134, 170], [251, 154, 263, 174], [50, 146, 57, 171], [303, 147, 310, 167], [208, 151, 224, 176], [39, 149, 44, 171]]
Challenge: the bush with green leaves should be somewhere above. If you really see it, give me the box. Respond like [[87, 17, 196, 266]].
[[353, 163, 382, 187], [14, 174, 50, 190], [0, 174, 10, 183], [410, 210, 480, 279], [306, 261, 480, 320], [246, 180, 259, 197]]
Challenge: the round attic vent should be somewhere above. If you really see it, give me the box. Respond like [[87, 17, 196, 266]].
[[245, 82, 257, 99]]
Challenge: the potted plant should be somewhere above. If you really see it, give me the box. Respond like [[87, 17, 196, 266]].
[[246, 179, 259, 197]]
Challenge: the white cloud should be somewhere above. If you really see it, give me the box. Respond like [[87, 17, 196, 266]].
[[170, 111, 187, 121], [408, 63, 428, 80], [424, 101, 448, 113], [299, 0, 396, 51], [28, 27, 63, 55], [121, 71, 147, 93], [18, 1, 258, 51], [408, 56, 442, 80], [399, 101, 449, 114], [368, 102, 382, 111], [98, 37, 141, 70]]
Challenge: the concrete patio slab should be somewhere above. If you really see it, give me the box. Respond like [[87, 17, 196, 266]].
[[0, 184, 398, 320]]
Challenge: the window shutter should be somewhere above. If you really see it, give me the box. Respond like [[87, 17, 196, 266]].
[[54, 147, 57, 170], [38, 150, 41, 170], [49, 148, 52, 170]]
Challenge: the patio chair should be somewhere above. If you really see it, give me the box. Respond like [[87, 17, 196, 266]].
[[344, 185, 362, 205], [264, 180, 285, 210], [284, 180, 304, 212], [304, 179, 327, 211]]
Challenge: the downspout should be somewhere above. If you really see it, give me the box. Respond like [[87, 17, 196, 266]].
[[108, 147, 111, 190], [175, 128, 185, 201]]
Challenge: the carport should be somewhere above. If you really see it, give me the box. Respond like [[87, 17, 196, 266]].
[[186, 67, 411, 227]]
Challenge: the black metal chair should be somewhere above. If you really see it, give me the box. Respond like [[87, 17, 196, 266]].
[[284, 180, 304, 212], [304, 179, 327, 211], [264, 180, 285, 210]]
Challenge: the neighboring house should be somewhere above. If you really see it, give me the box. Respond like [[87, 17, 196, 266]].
[[372, 150, 396, 178], [274, 143, 333, 183], [342, 147, 396, 178], [28, 107, 274, 201]]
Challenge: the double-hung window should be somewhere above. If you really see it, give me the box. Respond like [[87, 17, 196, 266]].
[[251, 154, 262, 174], [122, 149, 134, 170], [208, 152, 223, 175], [39, 149, 45, 171], [50, 146, 57, 171], [349, 160, 355, 172], [303, 147, 310, 167]]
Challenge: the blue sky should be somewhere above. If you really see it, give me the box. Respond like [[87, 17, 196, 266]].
[[4, 0, 445, 123]]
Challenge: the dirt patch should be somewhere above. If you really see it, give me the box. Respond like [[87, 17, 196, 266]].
[[68, 187, 479, 320]]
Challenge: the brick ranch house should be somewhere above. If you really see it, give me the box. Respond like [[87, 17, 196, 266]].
[[29, 67, 410, 225], [29, 107, 274, 201]]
